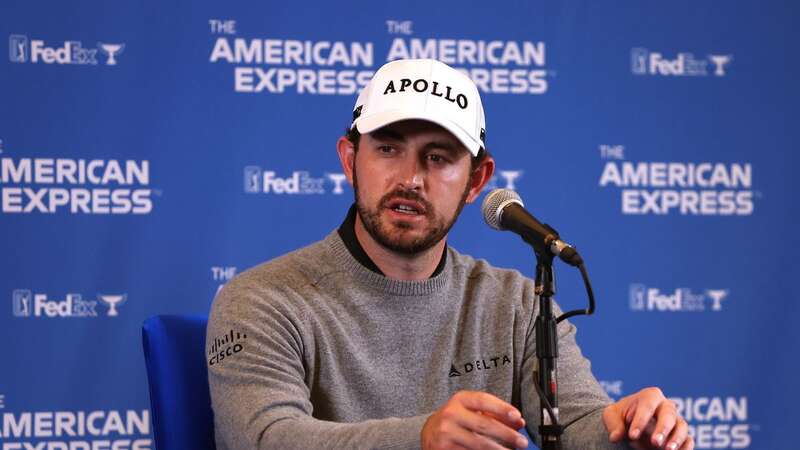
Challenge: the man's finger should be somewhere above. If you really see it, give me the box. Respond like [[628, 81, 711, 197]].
[[444, 420, 514, 450], [477, 410, 526, 431], [650, 401, 678, 447], [627, 397, 658, 440], [455, 408, 529, 449], [664, 417, 690, 450], [455, 391, 524, 428], [602, 404, 627, 442], [678, 435, 695, 450]]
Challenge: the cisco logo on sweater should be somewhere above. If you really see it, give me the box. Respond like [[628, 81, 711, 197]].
[[208, 329, 248, 366], [449, 354, 511, 377]]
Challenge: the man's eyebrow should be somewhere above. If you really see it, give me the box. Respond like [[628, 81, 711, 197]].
[[370, 128, 406, 142], [424, 140, 464, 155], [369, 129, 466, 155]]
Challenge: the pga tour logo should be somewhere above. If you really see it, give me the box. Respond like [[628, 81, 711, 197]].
[[12, 289, 128, 318], [629, 284, 728, 312], [631, 48, 732, 77], [9, 34, 124, 65]]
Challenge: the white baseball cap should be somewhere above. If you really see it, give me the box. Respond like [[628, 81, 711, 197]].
[[350, 59, 486, 156]]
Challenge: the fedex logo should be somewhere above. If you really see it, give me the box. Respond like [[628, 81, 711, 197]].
[[8, 35, 124, 65], [629, 284, 729, 313], [631, 48, 731, 77]]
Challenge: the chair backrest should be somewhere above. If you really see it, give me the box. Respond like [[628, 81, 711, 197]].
[[142, 315, 216, 450]]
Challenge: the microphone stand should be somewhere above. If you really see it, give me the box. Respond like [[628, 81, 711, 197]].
[[533, 251, 563, 450], [481, 190, 597, 449]]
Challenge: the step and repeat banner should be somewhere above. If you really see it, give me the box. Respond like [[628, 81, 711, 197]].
[[2, 1, 798, 449]]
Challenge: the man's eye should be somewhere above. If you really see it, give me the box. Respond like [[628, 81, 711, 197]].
[[378, 145, 395, 153], [427, 154, 447, 163]]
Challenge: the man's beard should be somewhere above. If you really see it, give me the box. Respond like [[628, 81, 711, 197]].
[[352, 164, 471, 255]]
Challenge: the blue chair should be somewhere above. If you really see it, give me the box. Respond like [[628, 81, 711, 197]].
[[142, 315, 216, 450]]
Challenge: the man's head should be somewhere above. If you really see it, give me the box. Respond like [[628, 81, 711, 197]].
[[337, 59, 495, 255]]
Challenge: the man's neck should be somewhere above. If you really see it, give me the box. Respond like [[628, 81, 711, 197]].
[[353, 214, 446, 281]]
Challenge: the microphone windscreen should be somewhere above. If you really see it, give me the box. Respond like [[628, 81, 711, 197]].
[[481, 188, 523, 230]]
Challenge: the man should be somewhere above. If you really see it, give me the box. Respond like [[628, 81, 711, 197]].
[[208, 59, 693, 450]]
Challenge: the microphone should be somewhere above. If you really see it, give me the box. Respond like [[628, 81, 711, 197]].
[[481, 188, 583, 267]]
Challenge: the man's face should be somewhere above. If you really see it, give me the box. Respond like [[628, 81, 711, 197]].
[[350, 120, 476, 255]]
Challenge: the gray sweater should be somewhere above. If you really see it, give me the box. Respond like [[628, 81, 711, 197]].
[[207, 231, 624, 450]]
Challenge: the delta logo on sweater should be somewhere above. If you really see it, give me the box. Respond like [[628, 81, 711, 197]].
[[449, 354, 511, 377]]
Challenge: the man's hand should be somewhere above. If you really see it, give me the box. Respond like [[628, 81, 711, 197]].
[[422, 390, 529, 450], [603, 387, 694, 450]]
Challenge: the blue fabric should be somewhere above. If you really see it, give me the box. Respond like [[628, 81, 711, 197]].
[[142, 315, 216, 450]]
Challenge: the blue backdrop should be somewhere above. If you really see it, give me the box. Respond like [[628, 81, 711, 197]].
[[2, 1, 798, 448]]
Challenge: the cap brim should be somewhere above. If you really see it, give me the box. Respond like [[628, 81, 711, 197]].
[[355, 110, 482, 157]]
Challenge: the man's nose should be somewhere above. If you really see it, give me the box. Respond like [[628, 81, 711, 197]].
[[396, 155, 423, 190]]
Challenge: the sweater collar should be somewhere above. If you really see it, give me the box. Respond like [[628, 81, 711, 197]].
[[325, 230, 451, 297]]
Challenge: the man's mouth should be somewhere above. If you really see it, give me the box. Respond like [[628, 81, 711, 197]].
[[386, 199, 426, 216]]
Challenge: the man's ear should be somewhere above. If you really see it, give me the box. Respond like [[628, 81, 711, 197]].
[[465, 155, 495, 204], [336, 136, 356, 185]]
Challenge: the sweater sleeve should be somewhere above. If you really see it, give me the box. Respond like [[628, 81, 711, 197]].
[[519, 299, 631, 450], [207, 279, 430, 450]]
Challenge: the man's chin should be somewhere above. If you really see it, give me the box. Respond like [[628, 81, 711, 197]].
[[357, 207, 447, 254], [382, 229, 426, 246], [387, 219, 424, 231], [375, 227, 444, 254], [380, 240, 436, 255]]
